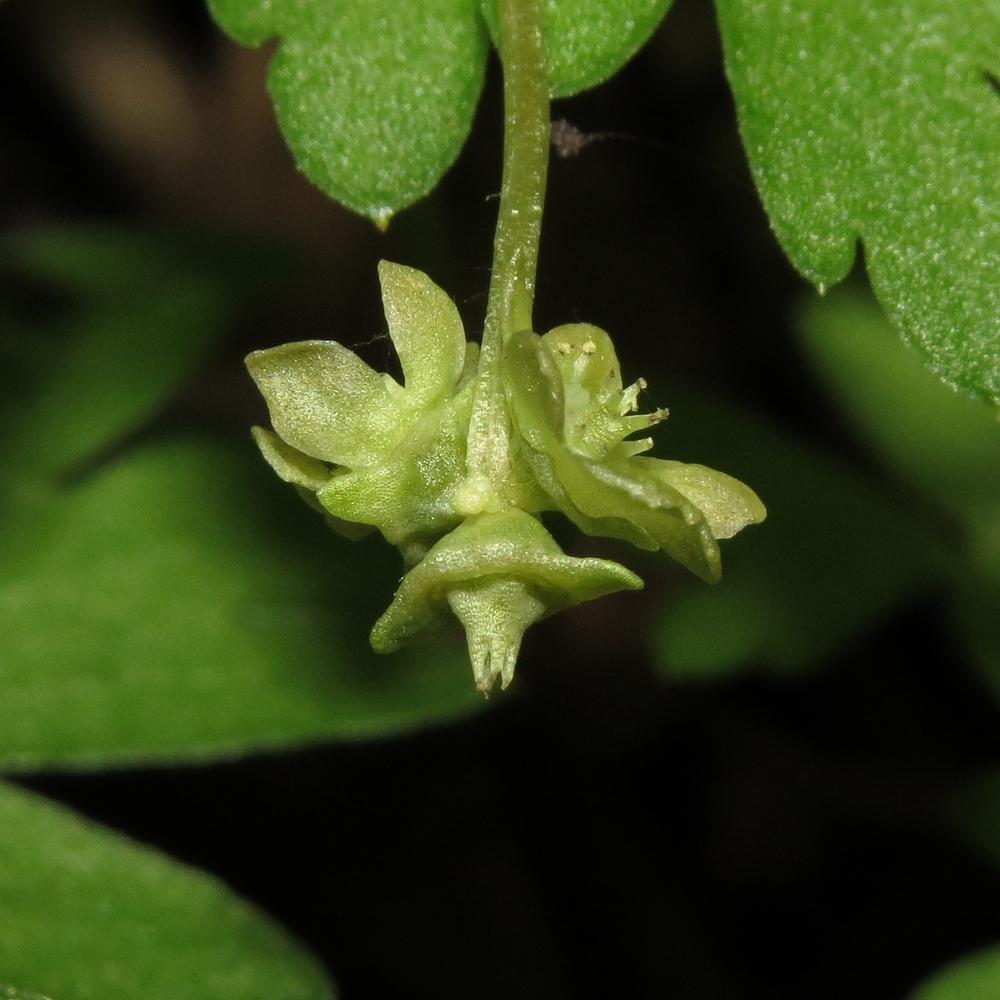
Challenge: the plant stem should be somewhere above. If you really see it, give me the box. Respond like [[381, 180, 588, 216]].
[[460, 0, 550, 513], [487, 0, 550, 340]]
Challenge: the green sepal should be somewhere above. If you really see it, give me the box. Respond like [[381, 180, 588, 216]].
[[370, 509, 643, 691], [504, 328, 765, 582]]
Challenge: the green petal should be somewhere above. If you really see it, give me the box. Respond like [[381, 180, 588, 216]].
[[542, 324, 622, 402], [246, 341, 403, 467], [378, 261, 468, 408], [635, 458, 767, 540], [369, 509, 642, 688]]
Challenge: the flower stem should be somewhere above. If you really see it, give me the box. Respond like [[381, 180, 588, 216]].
[[460, 0, 550, 513], [487, 0, 550, 340]]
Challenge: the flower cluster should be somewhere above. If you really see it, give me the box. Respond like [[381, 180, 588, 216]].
[[247, 262, 764, 692]]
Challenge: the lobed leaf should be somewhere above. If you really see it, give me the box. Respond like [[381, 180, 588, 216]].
[[0, 780, 334, 1000], [716, 0, 1000, 403]]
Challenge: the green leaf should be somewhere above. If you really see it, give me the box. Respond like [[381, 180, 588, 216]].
[[206, 0, 489, 226], [1, 986, 52, 1000], [653, 380, 942, 679], [205, 0, 674, 222], [481, 0, 675, 98], [907, 945, 1000, 1000], [0, 226, 280, 476], [716, 0, 1000, 402], [0, 436, 482, 771], [0, 780, 334, 1000]]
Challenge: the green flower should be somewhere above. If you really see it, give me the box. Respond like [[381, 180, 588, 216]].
[[247, 263, 764, 690], [247, 260, 478, 565], [371, 509, 641, 692], [504, 323, 766, 582]]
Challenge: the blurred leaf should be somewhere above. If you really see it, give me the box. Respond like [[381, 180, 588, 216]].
[[950, 765, 1000, 873], [0, 226, 286, 476], [798, 286, 1000, 700], [948, 569, 1000, 710], [206, 0, 673, 223], [716, 0, 1000, 403], [0, 780, 334, 1000], [797, 287, 1000, 531], [653, 380, 943, 679], [0, 436, 482, 771], [907, 944, 1000, 1000]]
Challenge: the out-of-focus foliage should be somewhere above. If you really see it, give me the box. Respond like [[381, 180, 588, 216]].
[[1, 986, 52, 1000], [0, 780, 335, 1000], [654, 376, 941, 677], [657, 287, 1000, 686], [908, 944, 1000, 1000], [0, 227, 482, 770], [797, 287, 1000, 698]]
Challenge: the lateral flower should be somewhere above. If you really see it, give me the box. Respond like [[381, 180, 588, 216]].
[[370, 509, 642, 692], [504, 323, 766, 582], [247, 260, 478, 564]]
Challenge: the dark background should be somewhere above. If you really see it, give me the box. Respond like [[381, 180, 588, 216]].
[[4, 0, 1000, 996]]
